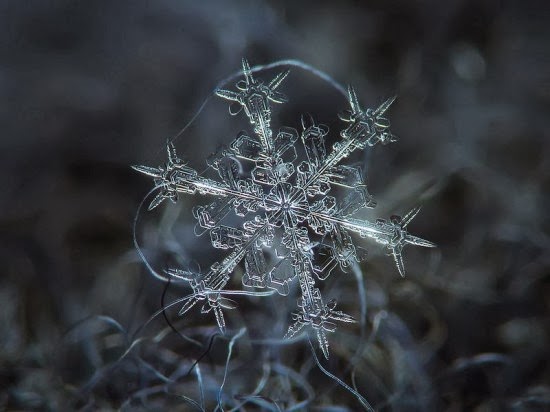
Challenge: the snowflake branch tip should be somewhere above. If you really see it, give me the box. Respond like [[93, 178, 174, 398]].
[[131, 164, 162, 178]]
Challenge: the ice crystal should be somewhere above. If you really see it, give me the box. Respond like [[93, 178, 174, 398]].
[[133, 59, 435, 358]]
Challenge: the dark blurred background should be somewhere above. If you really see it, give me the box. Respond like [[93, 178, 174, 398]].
[[1, 0, 549, 410]]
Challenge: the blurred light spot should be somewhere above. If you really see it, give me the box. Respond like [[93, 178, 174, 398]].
[[497, 318, 546, 348], [450, 43, 486, 82]]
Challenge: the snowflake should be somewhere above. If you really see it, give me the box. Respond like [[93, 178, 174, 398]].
[[133, 59, 435, 359]]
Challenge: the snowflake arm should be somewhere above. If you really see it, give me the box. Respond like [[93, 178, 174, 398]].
[[308, 206, 436, 277], [166, 215, 274, 333], [292, 87, 397, 203], [215, 58, 290, 154], [275, 214, 356, 359], [133, 142, 267, 214]]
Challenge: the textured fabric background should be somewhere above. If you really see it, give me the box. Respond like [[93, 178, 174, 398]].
[[1, 1, 549, 410]]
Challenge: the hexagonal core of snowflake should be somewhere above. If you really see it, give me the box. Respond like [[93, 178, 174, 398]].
[[133, 58, 435, 359]]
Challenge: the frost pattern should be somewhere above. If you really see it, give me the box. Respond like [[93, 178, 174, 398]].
[[133, 59, 435, 359]]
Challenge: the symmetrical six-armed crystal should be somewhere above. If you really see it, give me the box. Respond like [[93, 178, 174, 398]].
[[133, 59, 435, 358]]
